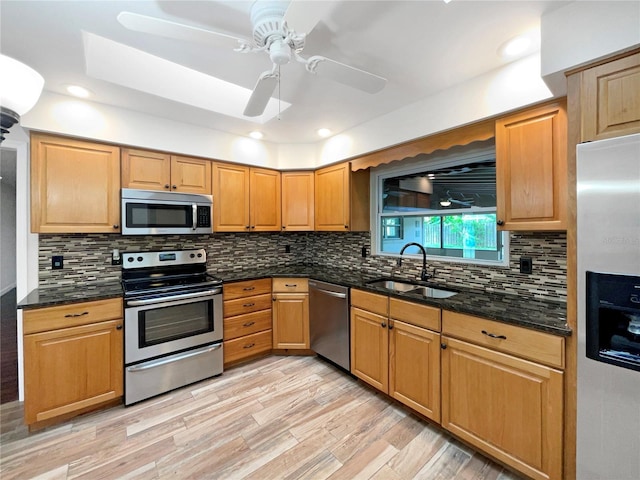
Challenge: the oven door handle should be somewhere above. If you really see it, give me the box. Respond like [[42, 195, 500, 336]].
[[127, 288, 222, 306], [126, 343, 222, 372]]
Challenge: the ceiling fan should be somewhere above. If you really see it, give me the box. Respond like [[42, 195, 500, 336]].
[[117, 0, 387, 117]]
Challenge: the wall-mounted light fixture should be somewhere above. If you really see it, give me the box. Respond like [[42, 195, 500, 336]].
[[0, 55, 44, 143]]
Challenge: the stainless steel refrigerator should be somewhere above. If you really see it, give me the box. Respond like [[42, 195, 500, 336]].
[[576, 133, 640, 480]]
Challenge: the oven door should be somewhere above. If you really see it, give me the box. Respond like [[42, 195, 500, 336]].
[[124, 289, 223, 365]]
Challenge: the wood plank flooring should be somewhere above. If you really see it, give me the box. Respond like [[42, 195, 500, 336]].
[[0, 355, 523, 480]]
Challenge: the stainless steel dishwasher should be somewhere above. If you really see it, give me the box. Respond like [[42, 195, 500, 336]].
[[309, 280, 350, 371]]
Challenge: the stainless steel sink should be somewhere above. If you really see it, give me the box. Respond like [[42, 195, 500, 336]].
[[366, 279, 419, 293], [366, 278, 458, 298], [408, 286, 458, 298]]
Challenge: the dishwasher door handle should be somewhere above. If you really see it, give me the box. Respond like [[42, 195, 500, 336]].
[[312, 288, 347, 299]]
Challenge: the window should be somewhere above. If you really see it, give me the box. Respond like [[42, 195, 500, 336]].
[[373, 144, 508, 266]]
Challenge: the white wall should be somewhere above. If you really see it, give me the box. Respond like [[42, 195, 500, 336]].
[[0, 149, 17, 295], [541, 1, 640, 95]]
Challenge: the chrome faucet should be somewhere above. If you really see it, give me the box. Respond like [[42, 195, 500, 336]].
[[398, 242, 431, 282]]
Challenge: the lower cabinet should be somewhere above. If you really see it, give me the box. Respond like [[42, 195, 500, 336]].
[[222, 278, 273, 366], [272, 278, 309, 350], [350, 289, 441, 423], [23, 298, 123, 427], [441, 311, 564, 480]]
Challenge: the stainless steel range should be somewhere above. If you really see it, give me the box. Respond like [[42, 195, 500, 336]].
[[122, 249, 223, 405]]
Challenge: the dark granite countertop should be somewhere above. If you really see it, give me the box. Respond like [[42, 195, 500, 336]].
[[214, 264, 570, 336], [17, 264, 569, 337], [18, 281, 123, 310]]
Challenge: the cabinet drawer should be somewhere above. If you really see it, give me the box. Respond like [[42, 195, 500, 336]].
[[224, 329, 272, 364], [272, 278, 308, 293], [442, 310, 565, 369], [351, 289, 388, 316], [224, 310, 272, 340], [224, 294, 272, 318], [389, 298, 440, 331], [23, 298, 123, 334], [223, 278, 271, 300]]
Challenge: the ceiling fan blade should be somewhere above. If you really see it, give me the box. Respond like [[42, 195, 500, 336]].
[[117, 12, 248, 49], [244, 71, 279, 117], [283, 0, 334, 34], [307, 56, 387, 94]]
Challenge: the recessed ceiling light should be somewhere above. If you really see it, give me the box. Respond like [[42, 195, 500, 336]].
[[317, 128, 332, 138], [249, 131, 264, 140], [66, 84, 92, 98], [498, 34, 534, 60]]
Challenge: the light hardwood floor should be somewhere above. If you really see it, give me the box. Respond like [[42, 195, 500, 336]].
[[0, 355, 522, 480]]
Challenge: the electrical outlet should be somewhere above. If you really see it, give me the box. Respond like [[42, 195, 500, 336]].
[[112, 249, 121, 265], [520, 257, 533, 274], [52, 255, 64, 270]]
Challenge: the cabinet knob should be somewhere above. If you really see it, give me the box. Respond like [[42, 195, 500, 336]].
[[113, 224, 119, 229], [282, 226, 286, 230], [116, 324, 123, 330], [440, 343, 447, 350], [245, 225, 250, 229], [344, 225, 349, 229], [497, 219, 504, 226], [251, 226, 256, 229], [381, 322, 387, 328], [172, 185, 177, 190], [164, 184, 170, 189], [388, 323, 394, 330]]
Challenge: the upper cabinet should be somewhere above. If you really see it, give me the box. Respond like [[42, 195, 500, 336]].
[[579, 51, 640, 142], [121, 148, 212, 194], [212, 163, 281, 232], [281, 171, 314, 231], [31, 133, 121, 234], [314, 162, 370, 231], [495, 100, 567, 231]]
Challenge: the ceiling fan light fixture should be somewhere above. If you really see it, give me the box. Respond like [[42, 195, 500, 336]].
[[317, 128, 331, 138], [269, 37, 291, 65]]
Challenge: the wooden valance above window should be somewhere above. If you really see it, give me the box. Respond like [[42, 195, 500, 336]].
[[350, 118, 495, 171]]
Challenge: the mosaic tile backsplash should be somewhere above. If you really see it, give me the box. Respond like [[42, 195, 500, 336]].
[[38, 230, 566, 303]]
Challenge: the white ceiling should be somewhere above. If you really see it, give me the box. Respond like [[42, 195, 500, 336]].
[[0, 0, 569, 144]]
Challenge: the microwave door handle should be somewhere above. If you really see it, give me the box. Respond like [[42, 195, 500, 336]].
[[192, 204, 197, 231]]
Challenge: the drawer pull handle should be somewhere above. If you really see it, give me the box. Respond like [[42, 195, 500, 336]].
[[243, 343, 255, 349], [64, 311, 89, 318], [482, 330, 507, 340], [243, 287, 255, 291], [285, 284, 297, 287], [243, 303, 255, 307], [243, 321, 255, 327]]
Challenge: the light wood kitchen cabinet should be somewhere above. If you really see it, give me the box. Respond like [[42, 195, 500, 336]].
[[580, 51, 640, 141], [495, 100, 567, 231], [212, 163, 281, 232], [23, 298, 123, 427], [441, 310, 564, 480], [314, 162, 369, 231], [281, 171, 314, 231], [121, 148, 212, 194], [30, 133, 121, 233], [272, 278, 309, 350], [223, 278, 272, 365], [350, 289, 441, 422]]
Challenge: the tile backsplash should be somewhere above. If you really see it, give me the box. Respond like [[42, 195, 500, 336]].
[[38, 230, 566, 303]]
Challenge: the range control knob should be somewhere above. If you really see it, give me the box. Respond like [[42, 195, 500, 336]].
[[197, 253, 203, 258], [127, 257, 134, 263], [190, 253, 195, 258], [137, 256, 143, 262]]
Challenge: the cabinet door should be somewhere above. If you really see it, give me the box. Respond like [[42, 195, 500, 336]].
[[281, 171, 314, 231], [212, 163, 250, 232], [389, 320, 440, 422], [171, 155, 212, 194], [350, 307, 388, 392], [581, 52, 640, 141], [495, 101, 567, 231], [121, 148, 171, 191], [24, 319, 123, 425], [31, 134, 121, 233], [441, 336, 563, 480], [272, 293, 309, 349], [315, 163, 350, 231], [250, 167, 281, 231]]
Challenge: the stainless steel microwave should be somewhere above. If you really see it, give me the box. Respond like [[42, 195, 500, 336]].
[[121, 188, 213, 235]]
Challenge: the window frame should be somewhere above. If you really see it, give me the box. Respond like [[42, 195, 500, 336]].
[[370, 144, 509, 267]]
